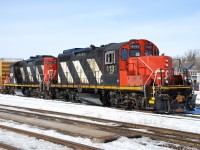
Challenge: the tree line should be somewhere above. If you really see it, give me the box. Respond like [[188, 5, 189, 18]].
[[173, 49, 200, 71]]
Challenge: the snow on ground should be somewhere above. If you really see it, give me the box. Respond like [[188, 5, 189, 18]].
[[0, 94, 199, 134], [0, 128, 71, 150], [0, 118, 172, 150], [0, 94, 199, 149]]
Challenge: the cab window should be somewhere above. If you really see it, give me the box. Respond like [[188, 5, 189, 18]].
[[129, 44, 141, 57], [145, 45, 153, 56], [105, 51, 115, 64], [130, 50, 141, 57], [154, 49, 159, 56], [145, 50, 152, 56], [121, 48, 128, 60]]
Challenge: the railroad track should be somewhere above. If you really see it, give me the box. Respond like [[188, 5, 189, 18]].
[[0, 142, 20, 150], [117, 105, 200, 120], [175, 113, 200, 119], [0, 124, 100, 150], [0, 104, 200, 149]]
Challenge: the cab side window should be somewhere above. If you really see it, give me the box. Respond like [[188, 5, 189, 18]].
[[121, 48, 128, 60], [154, 49, 159, 56], [105, 51, 115, 64]]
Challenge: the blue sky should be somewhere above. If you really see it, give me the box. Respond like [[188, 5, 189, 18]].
[[0, 0, 200, 59]]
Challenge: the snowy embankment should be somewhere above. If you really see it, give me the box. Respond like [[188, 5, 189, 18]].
[[0, 94, 178, 150], [0, 94, 200, 134]]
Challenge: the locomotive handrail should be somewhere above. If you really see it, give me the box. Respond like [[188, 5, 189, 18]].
[[153, 68, 162, 98], [137, 58, 153, 86], [154, 68, 171, 85], [136, 58, 154, 98], [152, 68, 172, 97], [46, 72, 57, 91]]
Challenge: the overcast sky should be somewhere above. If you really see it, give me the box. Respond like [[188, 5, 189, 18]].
[[0, 0, 200, 59]]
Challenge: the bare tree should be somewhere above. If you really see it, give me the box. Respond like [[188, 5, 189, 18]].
[[184, 49, 200, 62], [173, 49, 200, 71]]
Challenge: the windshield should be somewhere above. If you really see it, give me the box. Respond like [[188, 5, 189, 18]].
[[145, 44, 153, 56], [145, 50, 152, 56], [130, 50, 141, 57]]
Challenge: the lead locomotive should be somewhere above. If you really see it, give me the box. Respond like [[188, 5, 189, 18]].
[[4, 39, 196, 113]]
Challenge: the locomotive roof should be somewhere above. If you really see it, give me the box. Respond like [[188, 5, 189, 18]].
[[34, 55, 55, 63], [104, 42, 128, 51], [62, 48, 91, 55], [10, 61, 19, 67], [11, 55, 54, 65], [35, 55, 54, 58], [26, 56, 36, 62], [59, 41, 128, 57]]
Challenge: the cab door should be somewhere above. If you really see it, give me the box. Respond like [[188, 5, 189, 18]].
[[119, 48, 128, 86], [103, 50, 119, 86]]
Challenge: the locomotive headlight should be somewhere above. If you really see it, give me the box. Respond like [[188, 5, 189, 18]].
[[165, 59, 169, 62], [187, 79, 192, 85], [164, 79, 169, 85], [165, 63, 169, 67], [184, 77, 192, 85]]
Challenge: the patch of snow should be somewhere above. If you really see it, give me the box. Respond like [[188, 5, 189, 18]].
[[0, 129, 71, 150], [0, 94, 199, 134], [0, 94, 200, 149], [0, 119, 174, 150], [0, 105, 120, 126]]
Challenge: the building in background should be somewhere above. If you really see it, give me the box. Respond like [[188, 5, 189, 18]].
[[182, 60, 198, 81], [173, 60, 200, 91], [196, 73, 200, 91], [0, 58, 22, 91], [181, 60, 200, 91]]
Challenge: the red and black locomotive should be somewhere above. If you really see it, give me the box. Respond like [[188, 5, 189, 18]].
[[4, 39, 196, 113]]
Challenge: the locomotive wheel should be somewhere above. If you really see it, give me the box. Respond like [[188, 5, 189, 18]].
[[154, 96, 171, 113], [73, 93, 80, 103], [132, 98, 140, 109], [24, 89, 31, 97], [10, 87, 15, 95], [100, 92, 110, 106], [43, 90, 50, 99], [63, 92, 70, 102], [185, 96, 193, 110], [70, 92, 80, 103], [141, 98, 148, 109], [126, 100, 134, 110]]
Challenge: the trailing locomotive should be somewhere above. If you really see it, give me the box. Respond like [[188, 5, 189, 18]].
[[4, 39, 196, 113]]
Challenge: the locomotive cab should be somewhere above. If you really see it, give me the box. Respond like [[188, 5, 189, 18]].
[[117, 39, 196, 113]]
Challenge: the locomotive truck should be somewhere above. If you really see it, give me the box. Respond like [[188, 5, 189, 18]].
[[3, 39, 196, 113]]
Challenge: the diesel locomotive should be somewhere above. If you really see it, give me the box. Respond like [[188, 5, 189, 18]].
[[3, 39, 196, 113]]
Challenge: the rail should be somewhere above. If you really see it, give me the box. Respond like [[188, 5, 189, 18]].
[[0, 124, 100, 150], [0, 142, 20, 150], [0, 104, 199, 149]]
